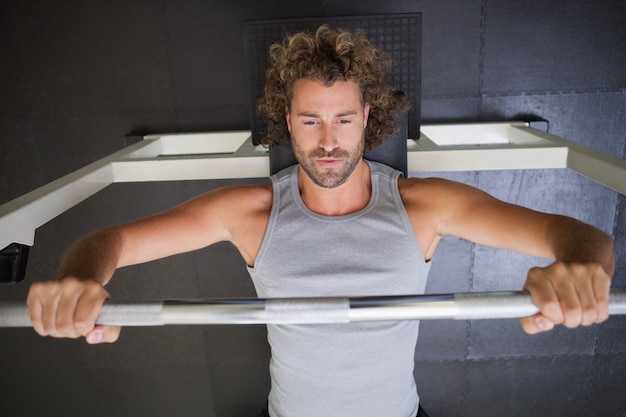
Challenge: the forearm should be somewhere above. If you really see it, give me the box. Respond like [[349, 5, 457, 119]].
[[57, 227, 125, 285], [546, 215, 615, 276]]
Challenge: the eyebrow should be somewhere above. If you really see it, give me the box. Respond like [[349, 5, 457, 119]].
[[296, 110, 358, 118]]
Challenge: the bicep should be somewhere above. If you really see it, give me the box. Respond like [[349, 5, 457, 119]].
[[115, 190, 233, 267], [437, 182, 555, 259]]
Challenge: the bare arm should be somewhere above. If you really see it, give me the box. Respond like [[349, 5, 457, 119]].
[[27, 184, 271, 343], [27, 227, 125, 343], [521, 216, 614, 333], [402, 178, 615, 334], [544, 215, 614, 275]]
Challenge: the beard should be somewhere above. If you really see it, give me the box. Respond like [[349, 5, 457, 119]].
[[292, 137, 365, 189]]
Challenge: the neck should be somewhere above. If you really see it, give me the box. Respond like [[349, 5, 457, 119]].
[[298, 159, 372, 216]]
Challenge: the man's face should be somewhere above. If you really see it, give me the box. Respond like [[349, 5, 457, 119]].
[[286, 79, 370, 189]]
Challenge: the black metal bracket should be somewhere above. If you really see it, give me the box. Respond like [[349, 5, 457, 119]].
[[0, 243, 30, 284]]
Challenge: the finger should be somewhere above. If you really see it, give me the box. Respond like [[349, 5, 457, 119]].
[[86, 325, 121, 344], [524, 267, 564, 325], [40, 283, 63, 336], [26, 283, 46, 336], [55, 290, 82, 338], [74, 282, 111, 337], [571, 266, 599, 327], [520, 313, 555, 335], [552, 277, 582, 328], [592, 267, 611, 323]]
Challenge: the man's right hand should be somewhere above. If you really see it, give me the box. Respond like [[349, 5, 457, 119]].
[[26, 277, 121, 344]]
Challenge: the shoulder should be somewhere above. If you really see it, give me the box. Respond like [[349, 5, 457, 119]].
[[220, 183, 273, 206], [112, 182, 273, 266], [397, 176, 474, 207], [398, 175, 503, 202], [397, 176, 502, 236], [180, 183, 273, 264], [396, 176, 459, 222], [397, 176, 555, 255], [215, 183, 273, 265], [163, 182, 273, 237], [199, 183, 273, 220]]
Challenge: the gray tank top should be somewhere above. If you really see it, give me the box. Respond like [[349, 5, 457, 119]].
[[247, 161, 431, 417]]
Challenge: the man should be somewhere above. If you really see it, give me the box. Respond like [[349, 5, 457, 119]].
[[27, 26, 614, 417]]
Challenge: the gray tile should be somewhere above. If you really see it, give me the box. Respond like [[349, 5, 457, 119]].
[[203, 325, 270, 363], [426, 235, 474, 293], [472, 245, 549, 292], [0, 325, 209, 371], [417, 1, 482, 97], [614, 194, 626, 288], [482, 1, 626, 93], [166, 1, 249, 109], [416, 320, 468, 361], [13, 1, 175, 115], [191, 241, 258, 298], [465, 356, 593, 417], [0, 115, 43, 205], [414, 360, 465, 417], [596, 316, 626, 355], [176, 105, 251, 132], [421, 97, 480, 124], [0, 366, 215, 417], [0, 4, 29, 115], [480, 92, 626, 157], [211, 362, 271, 417], [588, 355, 626, 417], [467, 319, 599, 359]]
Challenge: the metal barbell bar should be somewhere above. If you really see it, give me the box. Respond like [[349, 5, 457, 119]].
[[1, 289, 625, 327]]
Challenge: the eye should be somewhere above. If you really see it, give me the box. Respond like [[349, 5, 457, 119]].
[[337, 119, 352, 124]]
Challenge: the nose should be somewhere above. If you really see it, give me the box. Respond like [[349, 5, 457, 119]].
[[319, 124, 338, 153]]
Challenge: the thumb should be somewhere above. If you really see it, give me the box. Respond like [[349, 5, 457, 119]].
[[86, 325, 121, 344], [520, 313, 555, 334]]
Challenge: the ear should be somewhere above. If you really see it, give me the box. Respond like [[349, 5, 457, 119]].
[[363, 103, 370, 128], [285, 106, 292, 133]]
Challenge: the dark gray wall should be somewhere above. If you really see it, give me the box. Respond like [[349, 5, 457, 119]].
[[1, 1, 625, 416]]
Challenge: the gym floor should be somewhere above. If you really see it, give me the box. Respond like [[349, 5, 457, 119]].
[[0, 1, 624, 416]]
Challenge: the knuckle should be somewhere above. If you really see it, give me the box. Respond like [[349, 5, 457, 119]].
[[549, 261, 568, 276], [568, 263, 585, 275], [74, 317, 95, 334], [596, 309, 610, 323], [580, 299, 597, 315], [580, 305, 598, 326], [80, 279, 107, 299], [41, 319, 56, 336], [540, 300, 563, 323], [56, 319, 74, 335], [562, 309, 582, 328]]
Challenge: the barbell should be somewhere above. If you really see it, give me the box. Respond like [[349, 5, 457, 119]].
[[1, 289, 625, 327]]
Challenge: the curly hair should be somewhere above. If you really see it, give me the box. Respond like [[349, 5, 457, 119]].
[[257, 25, 410, 151]]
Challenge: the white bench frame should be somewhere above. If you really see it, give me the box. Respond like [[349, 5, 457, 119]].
[[1, 121, 625, 249]]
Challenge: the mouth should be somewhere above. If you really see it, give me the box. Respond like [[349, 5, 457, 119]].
[[317, 158, 341, 168]]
